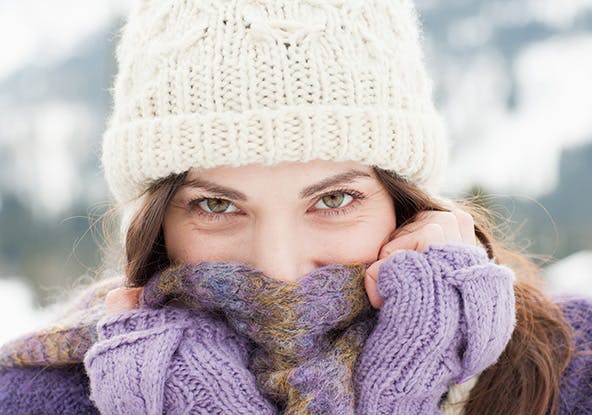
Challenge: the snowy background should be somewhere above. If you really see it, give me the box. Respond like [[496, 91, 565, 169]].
[[0, 0, 591, 345]]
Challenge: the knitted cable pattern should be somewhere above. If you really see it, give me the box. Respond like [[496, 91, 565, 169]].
[[102, 0, 448, 204], [83, 304, 278, 414]]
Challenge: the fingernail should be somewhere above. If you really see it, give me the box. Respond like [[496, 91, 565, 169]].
[[365, 271, 377, 282], [387, 249, 406, 257]]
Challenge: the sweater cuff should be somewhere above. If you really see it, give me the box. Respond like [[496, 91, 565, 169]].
[[423, 243, 490, 274], [376, 244, 489, 301], [97, 306, 194, 340]]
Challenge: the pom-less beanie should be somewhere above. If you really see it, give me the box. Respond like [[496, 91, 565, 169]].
[[101, 0, 448, 204]]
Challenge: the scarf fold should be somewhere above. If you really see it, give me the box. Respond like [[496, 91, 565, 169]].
[[142, 261, 377, 414]]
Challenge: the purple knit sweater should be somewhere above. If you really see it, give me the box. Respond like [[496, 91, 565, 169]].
[[1, 246, 591, 414]]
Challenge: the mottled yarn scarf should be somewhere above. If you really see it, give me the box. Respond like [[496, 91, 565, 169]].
[[0, 262, 376, 414], [143, 261, 376, 414]]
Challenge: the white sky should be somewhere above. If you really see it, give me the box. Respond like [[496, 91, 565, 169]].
[[0, 278, 58, 345], [0, 0, 135, 80], [445, 34, 592, 196]]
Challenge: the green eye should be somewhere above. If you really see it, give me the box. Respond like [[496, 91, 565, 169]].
[[205, 198, 231, 213], [316, 192, 353, 209], [189, 198, 239, 214]]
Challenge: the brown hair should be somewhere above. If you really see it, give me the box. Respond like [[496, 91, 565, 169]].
[[122, 167, 575, 415]]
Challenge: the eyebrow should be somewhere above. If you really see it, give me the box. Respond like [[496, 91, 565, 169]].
[[182, 169, 373, 201]]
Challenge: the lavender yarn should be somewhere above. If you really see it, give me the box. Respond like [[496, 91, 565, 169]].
[[354, 244, 516, 414]]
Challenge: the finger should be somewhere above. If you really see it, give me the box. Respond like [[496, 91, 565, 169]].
[[379, 223, 447, 259], [365, 260, 386, 309], [450, 209, 477, 245], [393, 211, 463, 242], [389, 211, 464, 246], [423, 211, 463, 244], [105, 287, 143, 316], [389, 211, 433, 239]]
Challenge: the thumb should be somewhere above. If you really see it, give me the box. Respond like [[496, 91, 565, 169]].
[[364, 258, 389, 309], [365, 250, 409, 308]]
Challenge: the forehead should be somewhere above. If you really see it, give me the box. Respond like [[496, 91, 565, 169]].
[[179, 160, 381, 203]]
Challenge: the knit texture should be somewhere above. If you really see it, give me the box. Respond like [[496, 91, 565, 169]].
[[84, 305, 277, 414], [0, 364, 99, 415], [4, 297, 592, 414], [3, 295, 592, 414], [554, 297, 592, 414], [141, 261, 375, 414], [102, 0, 448, 204], [353, 244, 516, 414], [0, 244, 520, 414]]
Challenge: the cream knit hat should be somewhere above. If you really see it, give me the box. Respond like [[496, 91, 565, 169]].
[[102, 0, 448, 205]]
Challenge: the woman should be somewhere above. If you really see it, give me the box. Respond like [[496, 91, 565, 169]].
[[1, 0, 590, 414]]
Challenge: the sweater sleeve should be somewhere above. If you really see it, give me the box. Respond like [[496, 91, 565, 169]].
[[83, 305, 277, 415], [555, 297, 592, 413], [354, 244, 516, 414], [0, 364, 98, 415]]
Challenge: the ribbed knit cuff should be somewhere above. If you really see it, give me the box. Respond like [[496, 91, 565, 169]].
[[376, 243, 490, 300], [103, 105, 447, 204], [423, 243, 490, 276], [449, 264, 516, 382]]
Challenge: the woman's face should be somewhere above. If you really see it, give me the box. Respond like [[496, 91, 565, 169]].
[[163, 159, 396, 282]]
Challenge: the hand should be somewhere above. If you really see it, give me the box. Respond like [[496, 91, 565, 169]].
[[365, 209, 478, 308], [354, 244, 516, 414], [104, 287, 143, 315]]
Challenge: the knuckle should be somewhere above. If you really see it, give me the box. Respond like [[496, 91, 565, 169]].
[[436, 211, 458, 227], [454, 209, 474, 224], [392, 226, 414, 240], [422, 223, 444, 238], [106, 287, 139, 304]]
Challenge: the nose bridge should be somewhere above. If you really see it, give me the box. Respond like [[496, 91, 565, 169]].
[[251, 212, 311, 282]]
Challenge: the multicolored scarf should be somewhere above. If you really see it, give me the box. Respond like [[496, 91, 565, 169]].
[[143, 262, 376, 413], [0, 261, 377, 413]]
